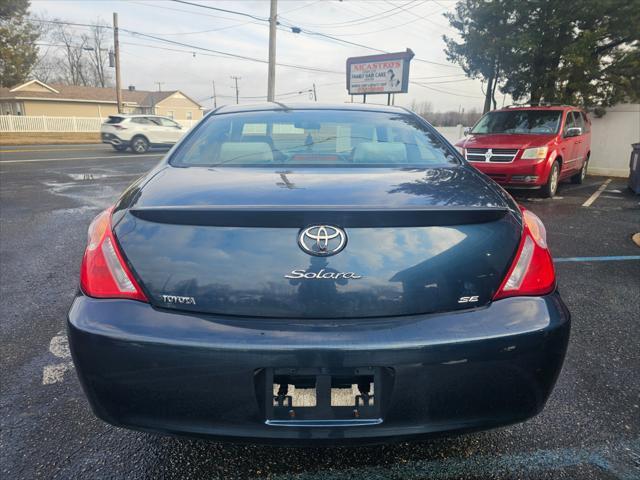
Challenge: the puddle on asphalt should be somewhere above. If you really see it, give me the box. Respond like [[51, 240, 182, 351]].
[[67, 173, 110, 181], [43, 179, 124, 210]]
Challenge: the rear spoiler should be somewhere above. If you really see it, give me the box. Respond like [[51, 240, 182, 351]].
[[129, 205, 510, 228]]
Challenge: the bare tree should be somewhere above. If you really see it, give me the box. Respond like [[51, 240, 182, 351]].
[[414, 103, 482, 127], [82, 19, 111, 87], [51, 20, 90, 85], [33, 16, 112, 87]]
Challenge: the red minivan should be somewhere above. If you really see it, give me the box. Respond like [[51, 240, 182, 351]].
[[456, 106, 591, 197]]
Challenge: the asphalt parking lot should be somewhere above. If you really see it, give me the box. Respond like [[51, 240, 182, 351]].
[[1, 144, 639, 480]]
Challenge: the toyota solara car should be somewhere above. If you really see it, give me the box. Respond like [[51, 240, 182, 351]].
[[68, 103, 570, 445]]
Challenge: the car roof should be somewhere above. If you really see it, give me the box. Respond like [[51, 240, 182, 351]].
[[212, 102, 409, 115], [107, 114, 167, 118], [495, 105, 583, 112]]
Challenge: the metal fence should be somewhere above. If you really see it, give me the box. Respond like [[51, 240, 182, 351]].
[[0, 115, 198, 133]]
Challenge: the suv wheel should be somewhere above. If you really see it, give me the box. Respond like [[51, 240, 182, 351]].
[[541, 161, 560, 198], [131, 136, 150, 154], [571, 158, 589, 184]]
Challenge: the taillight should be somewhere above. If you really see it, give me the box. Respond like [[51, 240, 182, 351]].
[[493, 208, 556, 300], [80, 207, 147, 302]]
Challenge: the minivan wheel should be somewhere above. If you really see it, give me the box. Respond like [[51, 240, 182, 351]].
[[571, 158, 588, 184], [541, 161, 560, 198], [131, 136, 150, 154]]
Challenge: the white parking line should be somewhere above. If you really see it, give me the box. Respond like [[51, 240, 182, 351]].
[[582, 178, 611, 207], [42, 331, 73, 385], [0, 153, 164, 164]]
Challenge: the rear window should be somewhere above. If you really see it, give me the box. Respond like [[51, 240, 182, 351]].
[[106, 116, 125, 124], [131, 117, 152, 125], [471, 110, 562, 135], [170, 109, 459, 167]]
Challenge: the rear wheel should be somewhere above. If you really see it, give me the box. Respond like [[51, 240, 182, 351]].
[[571, 157, 589, 184], [130, 136, 150, 154], [541, 161, 560, 198], [112, 144, 127, 152]]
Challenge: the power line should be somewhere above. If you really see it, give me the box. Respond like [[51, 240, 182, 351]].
[[311, 8, 442, 38], [116, 39, 342, 75], [197, 87, 314, 103], [171, 0, 268, 22], [159, 1, 460, 69], [279, 0, 323, 15], [131, 0, 255, 22], [382, 0, 449, 31], [411, 73, 468, 79], [33, 17, 469, 97], [276, 22, 459, 68], [418, 78, 474, 85], [410, 81, 483, 98], [280, 0, 423, 28], [123, 30, 343, 74], [335, 1, 447, 43], [280, 1, 444, 39], [30, 18, 344, 75]]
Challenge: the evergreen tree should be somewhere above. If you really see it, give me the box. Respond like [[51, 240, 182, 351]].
[[444, 0, 640, 111], [0, 0, 39, 87]]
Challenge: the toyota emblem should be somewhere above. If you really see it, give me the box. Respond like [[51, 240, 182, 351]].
[[298, 225, 347, 256]]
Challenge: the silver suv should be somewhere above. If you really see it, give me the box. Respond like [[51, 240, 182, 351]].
[[101, 115, 185, 153]]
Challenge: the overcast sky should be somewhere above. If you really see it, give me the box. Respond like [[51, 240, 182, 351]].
[[31, 0, 488, 112]]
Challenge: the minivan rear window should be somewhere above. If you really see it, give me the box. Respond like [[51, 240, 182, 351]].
[[170, 109, 459, 167], [471, 110, 562, 135], [106, 116, 125, 124]]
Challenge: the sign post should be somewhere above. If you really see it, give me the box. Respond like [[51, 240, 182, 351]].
[[346, 49, 414, 104]]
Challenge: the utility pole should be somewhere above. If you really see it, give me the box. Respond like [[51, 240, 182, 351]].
[[267, 0, 277, 102], [312, 83, 317, 102], [155, 82, 164, 92], [230, 76, 241, 104], [112, 12, 122, 113], [212, 80, 217, 108]]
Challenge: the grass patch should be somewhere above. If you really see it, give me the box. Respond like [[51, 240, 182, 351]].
[[0, 132, 101, 145]]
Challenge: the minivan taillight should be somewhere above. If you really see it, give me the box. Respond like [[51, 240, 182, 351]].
[[80, 207, 147, 302], [493, 208, 556, 299]]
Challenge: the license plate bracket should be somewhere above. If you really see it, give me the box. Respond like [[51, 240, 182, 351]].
[[258, 367, 391, 422]]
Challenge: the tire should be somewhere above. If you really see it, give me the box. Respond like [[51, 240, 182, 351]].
[[130, 136, 150, 154], [112, 144, 127, 152], [541, 161, 560, 198], [571, 158, 589, 184]]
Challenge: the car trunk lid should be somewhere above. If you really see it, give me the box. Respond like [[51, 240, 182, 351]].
[[114, 166, 521, 318]]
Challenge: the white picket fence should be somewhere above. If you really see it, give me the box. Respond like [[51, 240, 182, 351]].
[[0, 115, 198, 133], [1, 114, 467, 146], [0, 115, 103, 133]]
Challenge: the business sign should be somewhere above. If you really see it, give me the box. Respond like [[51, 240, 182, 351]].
[[346, 49, 414, 95]]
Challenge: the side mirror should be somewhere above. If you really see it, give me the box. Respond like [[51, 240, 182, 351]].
[[565, 127, 582, 137], [463, 127, 471, 136]]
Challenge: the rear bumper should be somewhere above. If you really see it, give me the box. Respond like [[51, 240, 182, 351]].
[[470, 159, 550, 187], [68, 293, 570, 445], [101, 132, 128, 146]]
